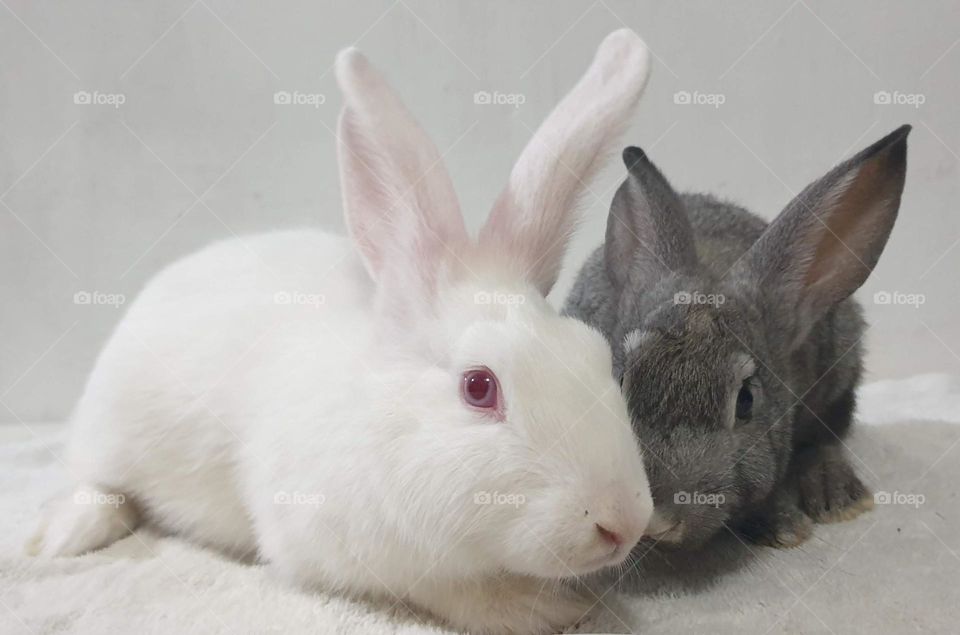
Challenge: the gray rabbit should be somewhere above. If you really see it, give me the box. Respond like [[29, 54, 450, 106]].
[[563, 125, 910, 548]]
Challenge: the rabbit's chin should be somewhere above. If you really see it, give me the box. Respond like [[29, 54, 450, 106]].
[[640, 506, 735, 551], [502, 534, 641, 580], [577, 544, 634, 573]]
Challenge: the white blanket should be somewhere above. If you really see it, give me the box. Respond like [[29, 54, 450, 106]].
[[2, 374, 958, 634]]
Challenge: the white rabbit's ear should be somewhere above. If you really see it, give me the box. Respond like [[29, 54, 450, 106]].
[[335, 48, 468, 296], [478, 29, 651, 296]]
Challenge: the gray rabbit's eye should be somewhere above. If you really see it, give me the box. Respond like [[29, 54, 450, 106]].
[[735, 380, 754, 421]]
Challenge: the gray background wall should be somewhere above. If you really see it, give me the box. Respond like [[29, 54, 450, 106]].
[[1, 0, 958, 423]]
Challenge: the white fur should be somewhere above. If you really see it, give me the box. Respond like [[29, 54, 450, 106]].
[[29, 29, 653, 635], [480, 28, 651, 295], [623, 329, 653, 355]]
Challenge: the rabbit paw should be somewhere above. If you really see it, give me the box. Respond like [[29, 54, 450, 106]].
[[742, 499, 813, 549], [507, 583, 595, 634], [475, 580, 596, 635], [411, 575, 595, 635], [796, 444, 874, 524]]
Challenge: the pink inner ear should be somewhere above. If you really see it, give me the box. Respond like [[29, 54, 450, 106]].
[[335, 47, 470, 308], [802, 153, 903, 305], [477, 29, 650, 297], [337, 110, 392, 278], [482, 183, 578, 296]]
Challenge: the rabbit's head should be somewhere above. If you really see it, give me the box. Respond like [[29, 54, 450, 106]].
[[603, 128, 909, 547], [334, 30, 654, 576]]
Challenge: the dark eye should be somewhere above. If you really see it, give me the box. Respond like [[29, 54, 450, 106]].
[[736, 381, 754, 421], [462, 368, 500, 412]]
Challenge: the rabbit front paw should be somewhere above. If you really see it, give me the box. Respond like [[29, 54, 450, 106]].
[[741, 494, 813, 549], [410, 575, 595, 635], [796, 444, 874, 524], [505, 583, 595, 634]]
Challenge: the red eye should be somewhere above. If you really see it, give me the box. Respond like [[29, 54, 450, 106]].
[[461, 368, 500, 412]]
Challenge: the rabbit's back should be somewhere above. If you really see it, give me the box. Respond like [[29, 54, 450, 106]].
[[68, 230, 375, 555]]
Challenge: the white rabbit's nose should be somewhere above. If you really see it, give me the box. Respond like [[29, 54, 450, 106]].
[[590, 511, 645, 553], [595, 523, 624, 546], [589, 496, 649, 551]]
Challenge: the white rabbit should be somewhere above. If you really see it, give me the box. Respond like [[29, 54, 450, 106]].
[[29, 29, 654, 634]]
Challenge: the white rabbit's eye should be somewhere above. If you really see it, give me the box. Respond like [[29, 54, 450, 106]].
[[462, 368, 501, 415]]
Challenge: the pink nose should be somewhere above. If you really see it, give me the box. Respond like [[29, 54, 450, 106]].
[[595, 523, 623, 546]]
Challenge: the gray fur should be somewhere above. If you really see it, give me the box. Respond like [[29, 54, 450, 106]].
[[563, 126, 910, 548]]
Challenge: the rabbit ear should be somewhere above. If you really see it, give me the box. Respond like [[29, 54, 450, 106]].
[[478, 29, 651, 296], [335, 48, 468, 299], [735, 124, 910, 348], [604, 147, 698, 292]]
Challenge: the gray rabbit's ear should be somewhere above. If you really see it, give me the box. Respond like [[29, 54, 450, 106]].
[[604, 147, 698, 291], [735, 124, 910, 348]]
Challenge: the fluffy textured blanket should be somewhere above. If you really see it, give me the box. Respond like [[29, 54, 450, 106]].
[[2, 375, 957, 634]]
